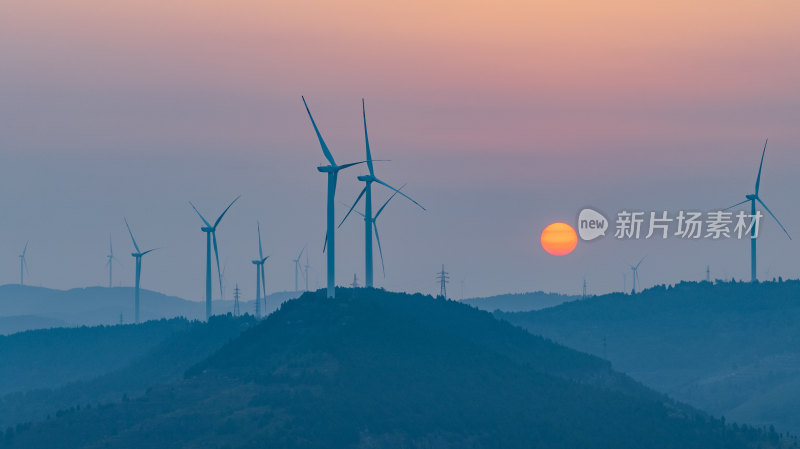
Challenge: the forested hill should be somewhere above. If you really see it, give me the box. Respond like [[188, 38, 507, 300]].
[[499, 279, 800, 434], [1, 288, 788, 448]]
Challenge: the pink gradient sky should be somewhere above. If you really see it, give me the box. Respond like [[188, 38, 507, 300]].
[[0, 1, 799, 299]]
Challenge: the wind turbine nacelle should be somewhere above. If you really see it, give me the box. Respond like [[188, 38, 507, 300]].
[[317, 165, 337, 173], [201, 226, 214, 232], [357, 175, 374, 182], [252, 260, 261, 265], [746, 194, 757, 200]]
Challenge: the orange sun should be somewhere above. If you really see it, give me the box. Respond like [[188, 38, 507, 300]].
[[541, 222, 578, 256]]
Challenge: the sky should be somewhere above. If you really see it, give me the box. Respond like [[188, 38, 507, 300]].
[[1, 0, 799, 300]]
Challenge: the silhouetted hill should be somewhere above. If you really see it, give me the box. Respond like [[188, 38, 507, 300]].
[[499, 279, 800, 434], [0, 315, 255, 428], [0, 285, 299, 332], [462, 291, 578, 312], [1, 289, 786, 449]]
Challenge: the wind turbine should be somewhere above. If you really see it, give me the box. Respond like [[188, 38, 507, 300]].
[[106, 234, 120, 288], [339, 99, 425, 288], [252, 222, 269, 319], [724, 139, 791, 282], [124, 218, 158, 324], [190, 196, 240, 320], [340, 185, 406, 279], [302, 96, 367, 298], [630, 257, 646, 294], [19, 242, 29, 286], [292, 245, 305, 292]]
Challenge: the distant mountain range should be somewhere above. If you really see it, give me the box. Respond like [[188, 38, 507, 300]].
[[462, 290, 578, 312], [499, 279, 800, 435], [0, 284, 300, 334], [0, 288, 786, 448]]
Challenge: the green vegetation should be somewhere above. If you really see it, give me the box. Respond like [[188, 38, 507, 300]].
[[0, 288, 789, 448]]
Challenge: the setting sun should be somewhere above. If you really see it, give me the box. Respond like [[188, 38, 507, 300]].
[[541, 222, 578, 256]]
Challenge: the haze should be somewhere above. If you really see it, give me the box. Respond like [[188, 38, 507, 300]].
[[1, 0, 799, 300]]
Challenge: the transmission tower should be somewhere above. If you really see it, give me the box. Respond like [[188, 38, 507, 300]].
[[351, 273, 359, 288], [706, 265, 711, 282], [436, 264, 450, 299], [233, 284, 241, 317], [582, 277, 587, 300]]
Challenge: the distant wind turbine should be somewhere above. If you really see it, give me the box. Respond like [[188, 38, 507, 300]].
[[252, 222, 269, 319], [292, 245, 305, 292], [190, 196, 240, 320], [339, 100, 425, 288], [724, 139, 791, 282], [106, 234, 120, 288], [630, 256, 646, 294], [341, 185, 406, 278], [124, 218, 158, 324], [302, 96, 367, 298], [19, 241, 29, 286]]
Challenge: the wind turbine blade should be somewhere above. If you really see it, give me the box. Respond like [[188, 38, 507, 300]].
[[141, 248, 160, 256], [375, 184, 406, 219], [337, 161, 368, 170], [109, 234, 113, 257], [323, 232, 327, 253], [338, 186, 368, 229], [257, 222, 264, 259], [301, 96, 337, 166], [755, 139, 768, 195], [363, 99, 374, 176], [756, 197, 792, 239], [635, 256, 646, 269], [261, 256, 269, 264], [188, 202, 212, 227], [22, 241, 28, 257], [213, 232, 223, 298], [298, 244, 306, 261], [723, 199, 750, 211], [23, 257, 29, 275], [214, 195, 241, 228], [375, 178, 425, 210], [124, 218, 141, 253], [373, 222, 386, 277]]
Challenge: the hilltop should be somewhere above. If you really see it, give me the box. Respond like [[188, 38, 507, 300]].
[[462, 290, 577, 312], [0, 285, 299, 333], [499, 279, 800, 434], [0, 289, 786, 448]]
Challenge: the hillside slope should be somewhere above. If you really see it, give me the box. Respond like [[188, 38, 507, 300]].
[[500, 280, 800, 434], [1, 289, 785, 449]]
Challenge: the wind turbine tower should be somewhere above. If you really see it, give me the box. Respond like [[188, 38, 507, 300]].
[[724, 139, 791, 282], [302, 96, 366, 298], [124, 218, 158, 324], [252, 222, 269, 319], [190, 196, 240, 320], [18, 242, 29, 286], [340, 185, 407, 282], [304, 252, 310, 291], [706, 265, 711, 283]]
